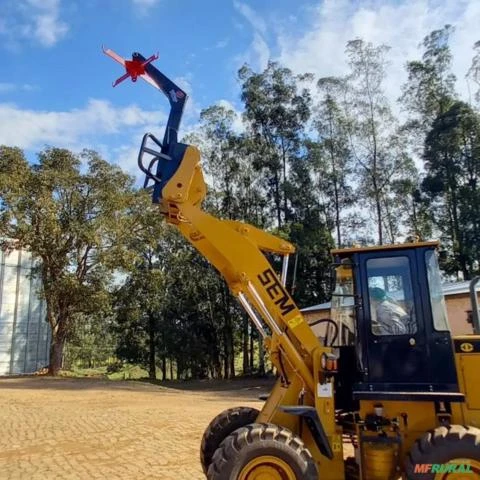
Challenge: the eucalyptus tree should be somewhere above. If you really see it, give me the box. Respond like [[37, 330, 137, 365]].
[[400, 25, 457, 142], [0, 146, 139, 374], [314, 76, 354, 246], [239, 61, 313, 229], [345, 39, 410, 244], [422, 101, 480, 278], [467, 40, 480, 105]]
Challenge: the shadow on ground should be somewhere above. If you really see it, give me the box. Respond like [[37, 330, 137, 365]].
[[0, 375, 275, 399]]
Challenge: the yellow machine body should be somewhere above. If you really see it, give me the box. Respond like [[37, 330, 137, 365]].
[[151, 143, 480, 479], [113, 51, 480, 479], [454, 337, 480, 426]]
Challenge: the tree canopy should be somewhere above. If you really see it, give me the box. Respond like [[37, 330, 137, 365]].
[[0, 146, 141, 374], [1, 26, 479, 377]]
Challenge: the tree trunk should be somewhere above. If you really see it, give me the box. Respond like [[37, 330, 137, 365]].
[[223, 328, 229, 379], [335, 187, 342, 246], [222, 286, 233, 379], [148, 313, 156, 380], [229, 325, 235, 378], [169, 359, 174, 380], [382, 195, 396, 243], [242, 316, 249, 375], [48, 335, 65, 375], [373, 181, 383, 244], [274, 169, 282, 228], [282, 144, 288, 223], [209, 329, 221, 379], [328, 104, 342, 247], [214, 350, 222, 379], [249, 326, 254, 371], [258, 339, 265, 376], [161, 355, 167, 381], [47, 308, 67, 376], [411, 194, 419, 238], [450, 189, 468, 279]]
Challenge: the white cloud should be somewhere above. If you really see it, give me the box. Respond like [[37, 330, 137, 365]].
[[33, 10, 68, 47], [0, 91, 205, 183], [449, 1, 480, 101], [173, 75, 203, 127], [215, 38, 229, 49], [131, 0, 161, 15], [114, 102, 241, 186], [0, 83, 16, 94], [233, 1, 267, 35], [0, 83, 38, 94], [251, 33, 270, 71], [205, 38, 230, 51], [173, 76, 193, 95], [131, 0, 160, 7], [276, 0, 480, 107], [215, 99, 245, 133], [112, 144, 145, 181], [0, 99, 165, 151], [0, 0, 68, 48], [233, 2, 271, 71]]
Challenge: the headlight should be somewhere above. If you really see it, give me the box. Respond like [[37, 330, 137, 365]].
[[321, 353, 327, 370]]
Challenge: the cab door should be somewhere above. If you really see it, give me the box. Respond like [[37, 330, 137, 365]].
[[358, 250, 429, 387], [417, 248, 459, 390]]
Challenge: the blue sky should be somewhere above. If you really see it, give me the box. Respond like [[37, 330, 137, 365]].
[[1, 0, 479, 178], [2, 0, 311, 110]]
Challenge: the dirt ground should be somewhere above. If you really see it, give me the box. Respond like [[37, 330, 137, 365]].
[[0, 376, 272, 480]]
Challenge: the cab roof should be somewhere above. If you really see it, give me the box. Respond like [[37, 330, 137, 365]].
[[331, 240, 439, 256]]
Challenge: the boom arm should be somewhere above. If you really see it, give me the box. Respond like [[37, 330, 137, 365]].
[[153, 142, 323, 389], [129, 52, 327, 385], [111, 52, 337, 465]]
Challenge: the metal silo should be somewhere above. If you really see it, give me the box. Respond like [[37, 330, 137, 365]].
[[0, 248, 50, 375]]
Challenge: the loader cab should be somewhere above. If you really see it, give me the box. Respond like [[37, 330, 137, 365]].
[[331, 241, 463, 402]]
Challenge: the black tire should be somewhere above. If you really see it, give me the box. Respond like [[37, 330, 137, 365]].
[[207, 423, 318, 480], [405, 424, 480, 479], [200, 407, 260, 475]]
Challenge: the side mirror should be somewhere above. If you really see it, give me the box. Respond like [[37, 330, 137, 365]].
[[328, 264, 337, 298], [329, 257, 354, 299]]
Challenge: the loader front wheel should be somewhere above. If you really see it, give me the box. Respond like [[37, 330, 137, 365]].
[[405, 424, 480, 479], [200, 406, 260, 475], [207, 423, 318, 480]]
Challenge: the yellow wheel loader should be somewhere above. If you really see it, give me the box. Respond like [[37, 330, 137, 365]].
[[107, 52, 480, 479]]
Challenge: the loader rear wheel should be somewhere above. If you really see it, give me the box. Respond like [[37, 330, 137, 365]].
[[207, 423, 318, 480], [405, 424, 480, 480], [200, 406, 260, 475]]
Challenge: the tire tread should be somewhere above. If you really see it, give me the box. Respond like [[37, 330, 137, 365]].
[[208, 423, 317, 480], [200, 406, 260, 475], [405, 424, 480, 480]]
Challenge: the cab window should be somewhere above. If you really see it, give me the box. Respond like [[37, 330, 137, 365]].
[[366, 256, 417, 336], [330, 262, 355, 346], [425, 250, 450, 331]]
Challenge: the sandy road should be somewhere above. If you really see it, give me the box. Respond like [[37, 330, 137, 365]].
[[0, 377, 269, 480]]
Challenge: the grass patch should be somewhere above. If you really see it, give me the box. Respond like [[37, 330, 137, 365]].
[[60, 366, 108, 378], [107, 364, 149, 380], [61, 363, 150, 381]]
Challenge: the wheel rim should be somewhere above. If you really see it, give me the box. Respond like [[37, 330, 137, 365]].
[[238, 455, 296, 480], [433, 458, 480, 479]]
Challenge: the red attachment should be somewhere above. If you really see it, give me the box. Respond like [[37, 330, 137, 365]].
[[124, 54, 159, 82], [102, 46, 159, 88], [125, 60, 144, 81]]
